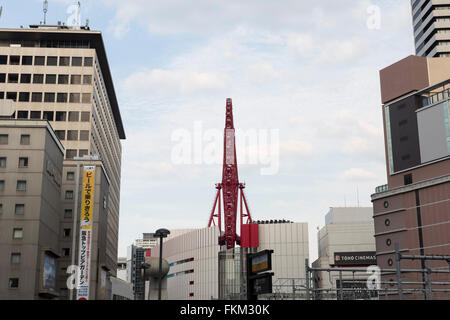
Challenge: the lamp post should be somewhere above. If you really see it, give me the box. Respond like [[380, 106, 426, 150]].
[[154, 228, 170, 300], [141, 262, 150, 300]]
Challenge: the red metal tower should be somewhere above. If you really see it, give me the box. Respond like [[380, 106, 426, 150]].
[[208, 98, 253, 249]]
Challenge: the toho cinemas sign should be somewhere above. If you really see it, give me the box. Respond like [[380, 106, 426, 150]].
[[334, 252, 377, 266]]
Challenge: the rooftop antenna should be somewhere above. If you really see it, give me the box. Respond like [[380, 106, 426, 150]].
[[43, 0, 48, 25], [0, 6, 3, 20]]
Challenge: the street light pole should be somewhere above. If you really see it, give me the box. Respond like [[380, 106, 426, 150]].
[[154, 228, 170, 301]]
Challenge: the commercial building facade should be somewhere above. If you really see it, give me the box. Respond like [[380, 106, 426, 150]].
[[372, 55, 450, 299]]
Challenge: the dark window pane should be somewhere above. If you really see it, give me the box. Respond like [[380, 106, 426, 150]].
[[0, 73, 6, 83], [84, 57, 93, 66], [43, 111, 54, 121], [0, 92, 4, 99], [80, 112, 90, 122], [20, 74, 31, 83], [66, 149, 77, 159], [6, 92, 17, 101], [34, 56, 45, 65], [8, 74, 18, 83], [79, 149, 89, 157], [82, 93, 91, 103], [57, 93, 67, 103], [30, 111, 41, 119], [18, 92, 30, 102], [0, 55, 7, 64], [79, 130, 89, 141], [47, 56, 57, 66], [44, 93, 55, 102], [72, 57, 82, 66], [10, 56, 20, 65], [67, 130, 78, 141], [55, 130, 65, 140], [17, 111, 28, 119], [71, 75, 81, 84], [31, 92, 42, 102], [33, 74, 44, 84], [59, 57, 70, 66], [22, 56, 32, 65], [55, 111, 66, 121], [46, 74, 56, 84], [83, 75, 92, 85], [58, 75, 69, 84], [68, 111, 79, 122], [69, 93, 80, 103]]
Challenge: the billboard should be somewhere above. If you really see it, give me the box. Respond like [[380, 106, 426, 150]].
[[250, 250, 273, 273], [77, 166, 96, 300], [334, 252, 377, 266], [42, 252, 56, 292]]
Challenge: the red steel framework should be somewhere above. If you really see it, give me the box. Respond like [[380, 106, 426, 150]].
[[208, 98, 253, 249]]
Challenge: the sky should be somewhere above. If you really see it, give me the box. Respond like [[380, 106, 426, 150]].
[[1, 0, 415, 262]]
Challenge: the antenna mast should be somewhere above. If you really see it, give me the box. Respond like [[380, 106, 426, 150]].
[[43, 0, 48, 25]]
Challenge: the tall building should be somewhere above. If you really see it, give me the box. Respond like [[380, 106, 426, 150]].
[[0, 25, 125, 299], [412, 0, 450, 57], [126, 244, 148, 300], [372, 55, 450, 299]]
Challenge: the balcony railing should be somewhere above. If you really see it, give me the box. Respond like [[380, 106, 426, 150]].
[[375, 184, 388, 194], [422, 88, 450, 108]]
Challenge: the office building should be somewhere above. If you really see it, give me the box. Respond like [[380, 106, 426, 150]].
[[412, 0, 450, 57], [372, 55, 450, 299], [0, 25, 125, 299], [126, 244, 148, 300]]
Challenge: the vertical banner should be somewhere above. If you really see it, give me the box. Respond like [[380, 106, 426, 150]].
[[76, 166, 96, 300]]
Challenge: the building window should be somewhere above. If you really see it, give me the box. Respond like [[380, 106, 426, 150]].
[[0, 203, 3, 214], [0, 134, 8, 144], [0, 92, 4, 99], [83, 75, 92, 85], [55, 130, 65, 140], [9, 56, 20, 65], [62, 248, 70, 256], [69, 93, 80, 103], [67, 172, 75, 181], [30, 111, 41, 119], [0, 180, 5, 191], [68, 111, 79, 122], [63, 229, 71, 237], [385, 219, 391, 227], [79, 149, 88, 157], [64, 209, 73, 219], [388, 258, 394, 266], [82, 93, 91, 103], [65, 190, 74, 199], [13, 228, 23, 239], [44, 93, 55, 103], [15, 204, 25, 215], [47, 56, 57, 66], [80, 112, 90, 122], [20, 135, 30, 145], [66, 150, 77, 159], [67, 130, 78, 141], [33, 74, 44, 84], [22, 56, 32, 65], [34, 56, 45, 66], [31, 92, 43, 102], [189, 293, 194, 297], [0, 73, 5, 83], [11, 253, 21, 264], [6, 92, 17, 101], [71, 75, 81, 84], [20, 74, 31, 83], [60, 57, 70, 66], [57, 93, 68, 103], [404, 174, 413, 186], [84, 57, 93, 67], [0, 157, 6, 168], [16, 180, 27, 191], [46, 74, 57, 84], [8, 73, 19, 83], [386, 239, 392, 247], [43, 111, 54, 121], [72, 57, 82, 66], [17, 111, 28, 119], [55, 111, 66, 121], [0, 55, 7, 64], [189, 281, 194, 285], [8, 278, 19, 288], [18, 92, 30, 102], [18, 157, 28, 168], [79, 130, 89, 141], [58, 75, 69, 84]]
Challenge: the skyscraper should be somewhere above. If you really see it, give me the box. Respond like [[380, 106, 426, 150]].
[[412, 0, 450, 57], [0, 24, 125, 299]]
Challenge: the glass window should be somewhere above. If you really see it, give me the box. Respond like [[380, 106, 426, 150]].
[[8, 74, 19, 83], [83, 75, 92, 85], [47, 56, 57, 66], [18, 92, 30, 102], [18, 157, 28, 168], [34, 56, 45, 66], [69, 93, 80, 103], [30, 111, 41, 119], [16, 180, 27, 191], [20, 135, 30, 145], [60, 57, 70, 66], [79, 130, 89, 141], [0, 180, 4, 191], [0, 203, 2, 214], [0, 157, 5, 168], [63, 229, 71, 237], [44, 93, 55, 103], [0, 134, 8, 144], [17, 111, 28, 119], [67, 172, 75, 181], [15, 204, 25, 215], [22, 56, 32, 65], [11, 253, 21, 264], [79, 149, 89, 157], [64, 209, 73, 219], [84, 57, 93, 66], [55, 111, 66, 121], [33, 74, 44, 84], [20, 74, 31, 83], [65, 190, 73, 199], [82, 93, 91, 103], [55, 130, 65, 140], [0, 73, 5, 83], [13, 228, 23, 239], [62, 248, 70, 256], [31, 92, 42, 102], [8, 278, 19, 288], [43, 111, 54, 121], [80, 112, 90, 122], [58, 75, 69, 84], [67, 130, 78, 141], [9, 56, 20, 65], [46, 74, 56, 84], [0, 55, 7, 64], [68, 111, 79, 122], [57, 93, 68, 103], [66, 150, 77, 159], [0, 92, 4, 99], [71, 75, 81, 85], [6, 92, 17, 101], [72, 57, 82, 66]]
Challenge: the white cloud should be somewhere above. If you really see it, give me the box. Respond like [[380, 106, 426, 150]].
[[342, 168, 378, 181]]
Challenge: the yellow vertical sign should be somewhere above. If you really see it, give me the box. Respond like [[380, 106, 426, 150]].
[[77, 165, 95, 300]]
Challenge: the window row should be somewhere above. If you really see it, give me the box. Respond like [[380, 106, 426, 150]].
[[66, 149, 89, 159], [0, 73, 92, 84], [0, 180, 28, 191], [0, 55, 93, 67], [0, 156, 29, 168], [1, 91, 92, 103], [55, 130, 90, 141], [0, 134, 30, 145], [15, 110, 90, 122], [0, 203, 25, 215]]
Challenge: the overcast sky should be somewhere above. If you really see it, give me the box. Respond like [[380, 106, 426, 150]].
[[2, 0, 415, 261]]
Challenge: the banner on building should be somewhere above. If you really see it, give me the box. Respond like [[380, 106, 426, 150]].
[[77, 165, 96, 300]]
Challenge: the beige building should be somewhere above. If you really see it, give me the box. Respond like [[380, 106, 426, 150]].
[[0, 119, 64, 299], [0, 25, 125, 299]]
